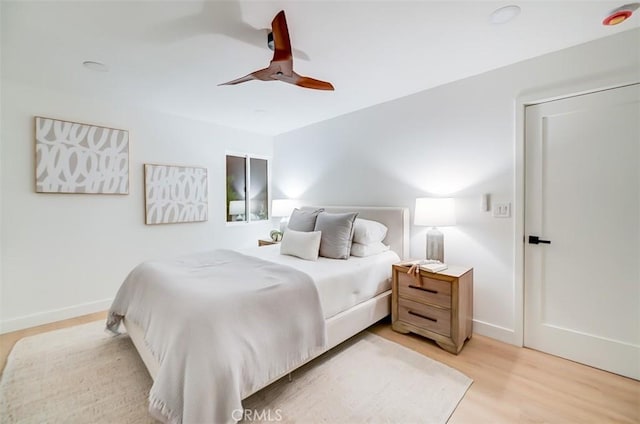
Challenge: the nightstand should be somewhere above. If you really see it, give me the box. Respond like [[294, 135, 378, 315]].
[[391, 263, 473, 354], [258, 239, 279, 247]]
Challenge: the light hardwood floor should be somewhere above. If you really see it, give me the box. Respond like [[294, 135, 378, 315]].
[[1, 313, 638, 423]]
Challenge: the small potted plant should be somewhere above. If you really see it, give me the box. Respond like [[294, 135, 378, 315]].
[[270, 230, 283, 242]]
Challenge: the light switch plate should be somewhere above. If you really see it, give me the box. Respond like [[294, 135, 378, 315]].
[[493, 202, 511, 218]]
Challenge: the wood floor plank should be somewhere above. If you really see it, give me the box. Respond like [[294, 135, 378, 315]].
[[1, 313, 638, 423], [370, 323, 640, 423]]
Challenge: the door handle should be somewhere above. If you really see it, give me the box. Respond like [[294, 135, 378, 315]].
[[528, 235, 551, 245]]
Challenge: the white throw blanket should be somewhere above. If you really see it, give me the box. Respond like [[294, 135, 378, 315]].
[[106, 249, 327, 424]]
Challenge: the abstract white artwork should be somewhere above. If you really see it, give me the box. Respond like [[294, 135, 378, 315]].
[[144, 164, 208, 225], [35, 117, 129, 194]]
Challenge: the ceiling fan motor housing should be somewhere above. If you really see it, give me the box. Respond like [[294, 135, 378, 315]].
[[267, 32, 274, 51]]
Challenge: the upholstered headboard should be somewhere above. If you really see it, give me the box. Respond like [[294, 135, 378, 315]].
[[306, 206, 410, 260]]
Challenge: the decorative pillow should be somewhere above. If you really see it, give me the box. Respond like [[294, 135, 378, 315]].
[[314, 212, 358, 259], [350, 242, 390, 257], [287, 208, 324, 232], [280, 229, 322, 261], [353, 218, 388, 245]]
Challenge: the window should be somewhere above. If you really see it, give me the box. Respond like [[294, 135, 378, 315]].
[[226, 154, 269, 222]]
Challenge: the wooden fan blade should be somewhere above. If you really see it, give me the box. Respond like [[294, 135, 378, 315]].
[[296, 76, 335, 91], [271, 10, 292, 62], [219, 65, 279, 86], [218, 73, 256, 86]]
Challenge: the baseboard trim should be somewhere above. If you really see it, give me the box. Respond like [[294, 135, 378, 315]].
[[473, 319, 518, 346], [1, 302, 518, 345], [0, 299, 112, 334]]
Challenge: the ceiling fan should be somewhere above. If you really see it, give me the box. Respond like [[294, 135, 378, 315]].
[[219, 10, 334, 91]]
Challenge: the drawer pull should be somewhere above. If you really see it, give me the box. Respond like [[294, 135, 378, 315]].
[[408, 284, 438, 295], [408, 310, 437, 323]]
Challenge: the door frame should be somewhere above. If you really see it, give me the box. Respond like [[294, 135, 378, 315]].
[[513, 80, 639, 347]]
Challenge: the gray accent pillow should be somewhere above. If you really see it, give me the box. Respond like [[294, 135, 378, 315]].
[[287, 208, 324, 232], [314, 212, 359, 259]]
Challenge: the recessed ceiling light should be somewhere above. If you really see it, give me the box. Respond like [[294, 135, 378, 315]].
[[489, 5, 521, 25], [82, 61, 109, 72]]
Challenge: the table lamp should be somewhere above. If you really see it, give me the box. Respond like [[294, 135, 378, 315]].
[[271, 199, 298, 231], [414, 197, 456, 263], [228, 200, 245, 220]]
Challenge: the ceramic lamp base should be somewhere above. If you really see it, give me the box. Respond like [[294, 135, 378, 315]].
[[426, 227, 444, 262]]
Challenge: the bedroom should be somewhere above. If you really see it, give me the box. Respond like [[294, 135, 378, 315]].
[[1, 1, 639, 423]]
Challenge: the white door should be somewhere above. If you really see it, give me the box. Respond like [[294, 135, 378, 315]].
[[524, 84, 639, 379]]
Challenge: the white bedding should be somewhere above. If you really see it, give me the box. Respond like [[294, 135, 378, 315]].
[[241, 245, 400, 319], [107, 249, 326, 424]]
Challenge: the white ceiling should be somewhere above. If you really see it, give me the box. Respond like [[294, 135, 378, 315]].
[[2, 1, 638, 136]]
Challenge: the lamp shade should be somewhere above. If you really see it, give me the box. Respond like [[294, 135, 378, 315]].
[[271, 199, 298, 217], [414, 198, 456, 227], [228, 200, 245, 216]]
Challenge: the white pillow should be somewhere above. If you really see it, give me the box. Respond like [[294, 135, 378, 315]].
[[350, 242, 390, 257], [280, 229, 322, 261], [353, 218, 388, 245]]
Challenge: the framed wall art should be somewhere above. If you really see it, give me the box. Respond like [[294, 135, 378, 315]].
[[34, 116, 129, 194], [144, 164, 208, 225]]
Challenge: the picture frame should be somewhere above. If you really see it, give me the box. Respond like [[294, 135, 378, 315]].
[[144, 163, 208, 225], [34, 116, 129, 194]]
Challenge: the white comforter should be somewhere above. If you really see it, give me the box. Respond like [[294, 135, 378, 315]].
[[243, 245, 399, 319], [106, 249, 327, 424]]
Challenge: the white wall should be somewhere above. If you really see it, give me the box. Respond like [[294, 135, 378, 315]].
[[272, 29, 640, 344], [0, 80, 274, 332]]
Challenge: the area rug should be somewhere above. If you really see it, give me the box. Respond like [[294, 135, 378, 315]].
[[0, 321, 472, 424]]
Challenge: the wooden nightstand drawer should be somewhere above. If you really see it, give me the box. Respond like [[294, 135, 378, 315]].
[[397, 271, 452, 308], [398, 298, 451, 337]]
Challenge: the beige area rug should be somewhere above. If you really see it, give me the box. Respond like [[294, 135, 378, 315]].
[[0, 321, 472, 424]]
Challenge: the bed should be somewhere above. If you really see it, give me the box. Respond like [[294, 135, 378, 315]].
[[110, 206, 409, 423]]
